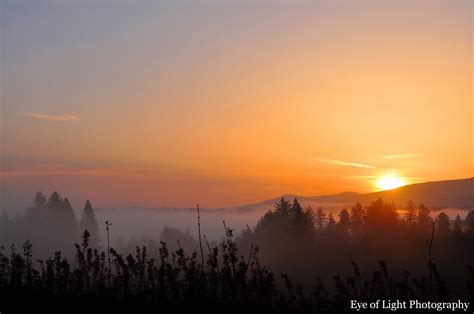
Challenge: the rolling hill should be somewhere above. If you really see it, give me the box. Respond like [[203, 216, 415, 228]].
[[231, 178, 474, 213]]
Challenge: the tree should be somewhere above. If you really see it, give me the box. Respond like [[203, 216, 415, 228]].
[[465, 211, 474, 235], [337, 208, 350, 235], [350, 202, 364, 235], [364, 198, 398, 229], [416, 203, 432, 231], [61, 198, 79, 230], [0, 212, 10, 245], [315, 207, 326, 231], [25, 192, 48, 225], [404, 200, 417, 227], [47, 191, 63, 212], [326, 213, 336, 231], [80, 200, 100, 247], [160, 226, 198, 252], [274, 198, 291, 217], [34, 192, 47, 208], [435, 212, 450, 238], [59, 198, 79, 244], [452, 215, 463, 236], [289, 199, 315, 236]]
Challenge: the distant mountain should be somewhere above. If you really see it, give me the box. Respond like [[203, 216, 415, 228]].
[[230, 178, 474, 213]]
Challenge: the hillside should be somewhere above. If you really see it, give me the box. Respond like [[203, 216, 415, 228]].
[[232, 178, 474, 212]]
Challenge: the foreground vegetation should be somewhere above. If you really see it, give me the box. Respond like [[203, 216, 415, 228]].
[[1, 193, 473, 312], [1, 229, 473, 313]]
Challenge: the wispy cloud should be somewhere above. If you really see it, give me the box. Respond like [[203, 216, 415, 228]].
[[312, 157, 375, 169], [25, 113, 80, 122], [382, 153, 423, 160]]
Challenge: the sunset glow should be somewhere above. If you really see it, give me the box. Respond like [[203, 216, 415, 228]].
[[1, 1, 472, 211], [375, 175, 407, 191]]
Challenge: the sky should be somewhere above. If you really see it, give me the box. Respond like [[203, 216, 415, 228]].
[[0, 0, 472, 212]]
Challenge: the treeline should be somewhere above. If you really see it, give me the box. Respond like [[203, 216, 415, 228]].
[[1, 192, 474, 312], [235, 198, 474, 289], [0, 192, 100, 257]]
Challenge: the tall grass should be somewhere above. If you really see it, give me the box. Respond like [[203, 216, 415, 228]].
[[0, 229, 472, 313]]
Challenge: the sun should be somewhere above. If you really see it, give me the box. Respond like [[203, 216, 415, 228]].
[[375, 175, 406, 191]]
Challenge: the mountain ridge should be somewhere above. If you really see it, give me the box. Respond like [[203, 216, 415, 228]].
[[231, 177, 473, 212]]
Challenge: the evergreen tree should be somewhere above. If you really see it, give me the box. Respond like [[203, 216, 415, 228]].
[[60, 198, 79, 244], [404, 200, 417, 227], [290, 198, 304, 219], [315, 207, 326, 230], [80, 200, 100, 247], [365, 198, 398, 228], [452, 215, 463, 236], [465, 211, 474, 235], [34, 192, 47, 208], [290, 199, 315, 236], [416, 203, 432, 231], [25, 192, 48, 224], [0, 212, 9, 245], [337, 208, 350, 235], [326, 213, 336, 231], [47, 191, 63, 212], [61, 198, 79, 230], [44, 192, 79, 250], [435, 212, 450, 238], [274, 198, 291, 217], [350, 202, 364, 235]]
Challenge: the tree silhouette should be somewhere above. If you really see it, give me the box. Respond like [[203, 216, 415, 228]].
[[435, 212, 450, 238], [315, 207, 326, 230], [416, 203, 432, 231], [364, 198, 398, 229], [465, 211, 474, 235], [404, 200, 417, 227], [452, 215, 463, 236], [350, 202, 364, 235], [326, 213, 336, 230], [337, 208, 350, 235], [47, 191, 63, 211], [33, 192, 47, 208], [79, 200, 100, 248], [290, 199, 315, 236], [275, 197, 291, 217]]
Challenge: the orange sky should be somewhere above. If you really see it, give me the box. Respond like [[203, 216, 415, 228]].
[[1, 1, 472, 210]]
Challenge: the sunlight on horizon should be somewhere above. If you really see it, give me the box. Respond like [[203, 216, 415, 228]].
[[375, 175, 407, 191]]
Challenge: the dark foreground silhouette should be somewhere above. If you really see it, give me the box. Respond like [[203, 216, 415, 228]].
[[1, 228, 473, 313], [1, 194, 474, 313]]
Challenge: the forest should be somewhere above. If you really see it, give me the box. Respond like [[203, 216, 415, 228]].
[[1, 192, 473, 313]]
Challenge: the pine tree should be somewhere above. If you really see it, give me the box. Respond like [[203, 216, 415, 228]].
[[62, 198, 78, 228], [289, 199, 315, 236], [452, 215, 463, 236], [274, 198, 291, 217], [435, 212, 450, 238], [25, 192, 47, 222], [326, 213, 336, 230], [290, 198, 304, 218], [365, 198, 398, 228], [80, 200, 100, 247], [34, 192, 46, 208], [404, 200, 417, 227], [60, 198, 79, 245], [416, 203, 432, 231], [47, 191, 63, 215], [465, 211, 474, 235], [315, 207, 326, 230], [337, 208, 350, 234], [350, 202, 364, 235], [0, 212, 9, 245]]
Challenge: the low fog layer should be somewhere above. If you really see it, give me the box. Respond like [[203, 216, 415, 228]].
[[92, 205, 471, 246]]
